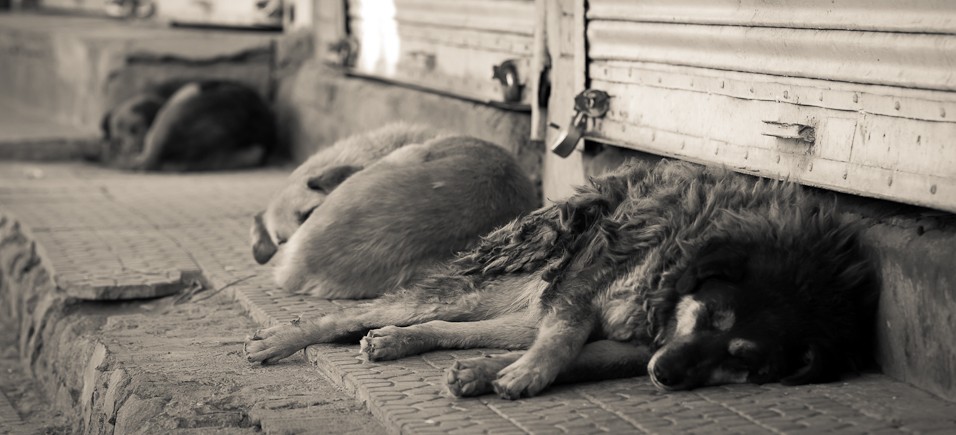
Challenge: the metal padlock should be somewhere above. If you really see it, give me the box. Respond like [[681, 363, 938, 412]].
[[550, 112, 587, 157], [551, 89, 611, 158]]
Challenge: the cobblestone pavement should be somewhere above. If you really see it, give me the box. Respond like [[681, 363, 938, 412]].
[[2, 161, 955, 434]]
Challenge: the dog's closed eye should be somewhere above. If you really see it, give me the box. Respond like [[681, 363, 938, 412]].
[[296, 206, 318, 224]]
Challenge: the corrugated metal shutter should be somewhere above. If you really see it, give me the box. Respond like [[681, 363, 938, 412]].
[[574, 0, 956, 212], [343, 0, 536, 108]]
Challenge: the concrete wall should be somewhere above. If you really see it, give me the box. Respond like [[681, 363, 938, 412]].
[[0, 14, 276, 131]]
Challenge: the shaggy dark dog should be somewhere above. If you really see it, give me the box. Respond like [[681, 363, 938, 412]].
[[100, 80, 275, 171], [244, 159, 876, 399]]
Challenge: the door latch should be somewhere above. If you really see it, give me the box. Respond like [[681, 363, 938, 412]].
[[551, 90, 611, 157]]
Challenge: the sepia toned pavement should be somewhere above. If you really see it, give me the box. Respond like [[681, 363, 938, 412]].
[[2, 161, 956, 434]]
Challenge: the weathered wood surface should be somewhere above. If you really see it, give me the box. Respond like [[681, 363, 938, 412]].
[[574, 0, 956, 211], [156, 0, 282, 28], [530, 0, 549, 140], [541, 0, 585, 200], [588, 0, 956, 34], [588, 63, 956, 212], [388, 0, 534, 35], [587, 21, 956, 92]]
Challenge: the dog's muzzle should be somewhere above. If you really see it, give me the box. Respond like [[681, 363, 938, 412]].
[[251, 212, 278, 264]]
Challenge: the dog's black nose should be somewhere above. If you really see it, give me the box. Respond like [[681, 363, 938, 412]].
[[652, 365, 679, 387]]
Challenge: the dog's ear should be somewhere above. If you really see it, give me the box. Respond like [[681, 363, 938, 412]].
[[251, 211, 278, 265], [100, 110, 112, 140], [130, 99, 163, 127], [306, 165, 362, 193], [676, 243, 748, 294], [781, 343, 841, 386]]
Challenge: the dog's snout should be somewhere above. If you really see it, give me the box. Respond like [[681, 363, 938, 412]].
[[651, 364, 680, 388], [251, 212, 279, 264]]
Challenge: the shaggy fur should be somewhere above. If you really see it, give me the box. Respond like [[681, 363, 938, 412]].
[[100, 80, 275, 171], [251, 123, 444, 265], [244, 159, 876, 399], [269, 135, 538, 298]]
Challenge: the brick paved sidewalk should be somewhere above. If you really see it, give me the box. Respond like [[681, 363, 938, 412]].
[[1, 161, 955, 434]]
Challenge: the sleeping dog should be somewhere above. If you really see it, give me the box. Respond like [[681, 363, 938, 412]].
[[251, 123, 445, 266], [244, 159, 876, 398], [257, 132, 538, 298], [99, 80, 275, 171]]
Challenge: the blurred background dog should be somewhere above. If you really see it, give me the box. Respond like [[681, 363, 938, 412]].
[[99, 79, 276, 171]]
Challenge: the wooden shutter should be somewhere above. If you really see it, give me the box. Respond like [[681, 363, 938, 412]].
[[157, 0, 283, 29], [344, 0, 536, 107], [572, 0, 956, 212]]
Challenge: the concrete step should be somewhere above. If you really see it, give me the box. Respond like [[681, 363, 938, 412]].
[[0, 99, 100, 161], [1, 314, 65, 434], [1, 160, 955, 434], [0, 12, 277, 133]]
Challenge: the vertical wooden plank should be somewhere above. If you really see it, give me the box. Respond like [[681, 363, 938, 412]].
[[542, 0, 586, 200], [315, 0, 349, 66], [530, 0, 549, 141], [284, 0, 314, 30], [573, 0, 587, 94]]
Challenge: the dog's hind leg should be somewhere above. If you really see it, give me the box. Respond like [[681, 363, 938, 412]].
[[244, 279, 501, 364], [359, 312, 537, 361], [446, 340, 652, 398]]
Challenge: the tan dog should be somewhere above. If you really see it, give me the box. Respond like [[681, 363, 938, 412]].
[[251, 123, 444, 265], [269, 135, 538, 298]]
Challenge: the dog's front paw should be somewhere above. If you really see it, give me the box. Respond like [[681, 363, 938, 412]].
[[243, 322, 309, 365], [492, 356, 558, 400], [445, 355, 516, 398], [360, 326, 426, 361]]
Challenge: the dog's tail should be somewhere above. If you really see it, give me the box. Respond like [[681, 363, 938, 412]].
[[455, 167, 633, 279]]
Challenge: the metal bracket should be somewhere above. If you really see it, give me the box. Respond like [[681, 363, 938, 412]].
[[761, 120, 815, 144], [327, 37, 358, 68], [493, 59, 524, 104], [409, 50, 437, 71], [574, 89, 611, 118]]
